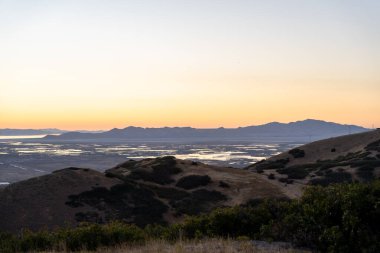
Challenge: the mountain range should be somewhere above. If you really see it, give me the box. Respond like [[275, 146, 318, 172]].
[[44, 119, 369, 142]]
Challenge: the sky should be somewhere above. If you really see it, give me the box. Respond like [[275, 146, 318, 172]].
[[0, 0, 379, 130]]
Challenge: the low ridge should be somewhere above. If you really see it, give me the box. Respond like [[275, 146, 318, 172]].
[[247, 130, 380, 197], [0, 156, 284, 233]]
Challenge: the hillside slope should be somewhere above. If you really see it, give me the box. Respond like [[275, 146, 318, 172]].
[[0, 157, 284, 233], [247, 130, 380, 197]]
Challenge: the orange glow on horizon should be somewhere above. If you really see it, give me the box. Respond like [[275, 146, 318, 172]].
[[1, 1, 379, 130]]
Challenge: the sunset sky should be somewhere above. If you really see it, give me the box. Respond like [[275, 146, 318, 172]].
[[1, 0, 379, 130]]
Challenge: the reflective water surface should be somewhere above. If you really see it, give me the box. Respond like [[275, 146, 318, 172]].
[[0, 139, 303, 183]]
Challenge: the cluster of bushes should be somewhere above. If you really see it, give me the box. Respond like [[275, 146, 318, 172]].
[[0, 222, 145, 253], [269, 149, 380, 185], [218, 181, 230, 188], [365, 139, 380, 152], [277, 165, 311, 179], [252, 158, 289, 173], [1, 181, 380, 252], [278, 177, 294, 184], [128, 157, 182, 185], [146, 185, 190, 200], [175, 175, 211, 189], [170, 189, 227, 215], [66, 181, 168, 226], [356, 166, 375, 182], [310, 171, 353, 186], [288, 148, 305, 158]]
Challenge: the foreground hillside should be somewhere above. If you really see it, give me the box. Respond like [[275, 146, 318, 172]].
[[1, 181, 379, 252], [0, 156, 283, 233], [247, 129, 380, 197], [46, 239, 308, 253]]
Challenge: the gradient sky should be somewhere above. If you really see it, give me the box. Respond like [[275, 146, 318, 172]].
[[1, 0, 379, 130]]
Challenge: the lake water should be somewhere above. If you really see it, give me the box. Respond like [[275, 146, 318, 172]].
[[0, 138, 304, 183], [0, 135, 49, 140]]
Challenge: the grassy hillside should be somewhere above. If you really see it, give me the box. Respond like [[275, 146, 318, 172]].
[[0, 156, 283, 233], [1, 180, 379, 252], [247, 130, 380, 197], [45, 239, 309, 253]]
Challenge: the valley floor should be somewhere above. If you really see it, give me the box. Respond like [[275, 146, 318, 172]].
[[43, 239, 310, 253]]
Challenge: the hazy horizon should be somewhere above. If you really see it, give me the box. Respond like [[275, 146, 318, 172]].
[[0, 118, 373, 132], [1, 0, 379, 130]]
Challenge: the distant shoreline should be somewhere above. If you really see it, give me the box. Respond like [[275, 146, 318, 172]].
[[0, 134, 59, 140]]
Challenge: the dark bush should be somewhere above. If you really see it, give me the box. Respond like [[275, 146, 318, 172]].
[[277, 165, 312, 179], [116, 160, 138, 169], [65, 182, 168, 227], [146, 185, 190, 200], [267, 174, 275, 180], [175, 175, 211, 189], [356, 166, 375, 182], [288, 148, 305, 158], [365, 139, 380, 152], [278, 178, 293, 184], [170, 189, 226, 215], [218, 181, 230, 188], [75, 212, 103, 223], [127, 156, 182, 185], [57, 222, 145, 251], [129, 169, 175, 185], [266, 181, 380, 252], [250, 158, 289, 171], [310, 172, 353, 186], [315, 170, 324, 176]]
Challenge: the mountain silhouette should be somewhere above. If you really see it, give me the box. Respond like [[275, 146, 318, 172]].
[[44, 119, 369, 142]]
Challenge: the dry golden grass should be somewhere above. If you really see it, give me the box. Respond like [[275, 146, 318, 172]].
[[43, 238, 310, 253]]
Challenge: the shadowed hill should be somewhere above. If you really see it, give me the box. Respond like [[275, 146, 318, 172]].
[[0, 157, 284, 233], [247, 130, 380, 197], [0, 168, 122, 233]]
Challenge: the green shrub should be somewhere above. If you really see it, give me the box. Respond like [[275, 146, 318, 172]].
[[0, 232, 16, 253], [56, 222, 145, 251], [2, 181, 380, 253], [270, 181, 380, 252]]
